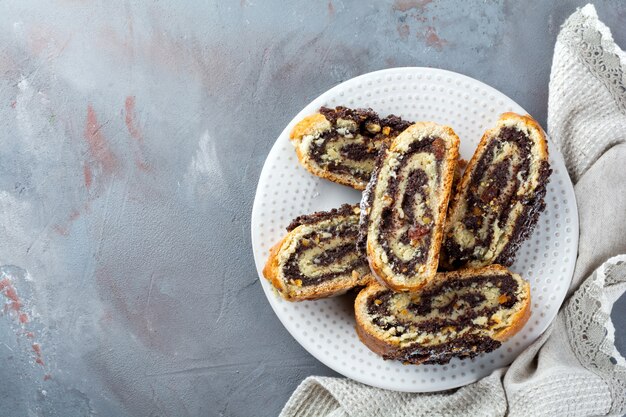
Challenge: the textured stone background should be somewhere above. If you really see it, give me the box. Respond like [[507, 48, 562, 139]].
[[0, 1, 624, 416]]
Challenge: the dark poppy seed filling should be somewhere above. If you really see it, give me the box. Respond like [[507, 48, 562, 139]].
[[394, 336, 501, 364], [443, 124, 551, 269], [368, 137, 445, 276], [306, 107, 412, 186], [364, 273, 521, 364], [265, 204, 374, 301], [287, 204, 357, 231], [367, 274, 518, 331], [380, 168, 433, 270], [280, 205, 370, 287]]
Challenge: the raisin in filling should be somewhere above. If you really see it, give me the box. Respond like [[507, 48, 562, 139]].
[[444, 127, 551, 268], [365, 274, 519, 363], [282, 220, 367, 286], [308, 107, 411, 182], [375, 137, 445, 274]]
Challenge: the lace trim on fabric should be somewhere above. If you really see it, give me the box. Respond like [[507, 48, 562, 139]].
[[558, 7, 626, 114], [564, 256, 626, 414]]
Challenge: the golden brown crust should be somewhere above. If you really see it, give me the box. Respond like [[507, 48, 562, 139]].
[[263, 237, 288, 295], [493, 279, 531, 341], [283, 274, 372, 301], [366, 123, 460, 292], [289, 113, 329, 141]]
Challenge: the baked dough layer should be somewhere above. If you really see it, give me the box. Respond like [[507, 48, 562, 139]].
[[264, 204, 371, 301], [355, 264, 531, 365], [442, 113, 551, 269], [359, 122, 460, 291], [290, 107, 412, 190]]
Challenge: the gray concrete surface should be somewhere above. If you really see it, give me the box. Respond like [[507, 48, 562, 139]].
[[0, 1, 624, 416]]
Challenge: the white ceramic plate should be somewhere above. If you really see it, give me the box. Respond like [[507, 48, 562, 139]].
[[251, 67, 578, 392]]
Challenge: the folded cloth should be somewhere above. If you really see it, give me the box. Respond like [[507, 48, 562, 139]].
[[279, 5, 626, 417]]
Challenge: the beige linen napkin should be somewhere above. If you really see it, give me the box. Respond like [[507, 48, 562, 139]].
[[279, 5, 626, 417]]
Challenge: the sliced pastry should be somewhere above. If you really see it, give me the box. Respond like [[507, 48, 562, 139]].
[[359, 122, 460, 291], [263, 204, 371, 301], [289, 106, 412, 190], [442, 112, 551, 269], [355, 264, 531, 365]]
